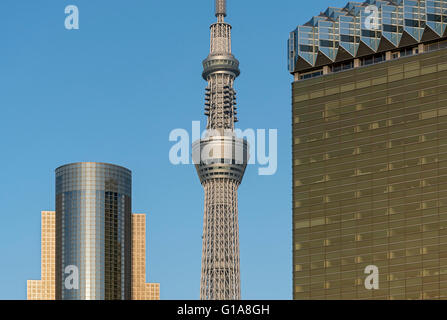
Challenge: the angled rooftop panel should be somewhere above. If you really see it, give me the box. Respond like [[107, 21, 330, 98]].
[[288, 0, 447, 73]]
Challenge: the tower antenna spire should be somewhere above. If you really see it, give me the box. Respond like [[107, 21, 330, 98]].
[[215, 0, 227, 18]]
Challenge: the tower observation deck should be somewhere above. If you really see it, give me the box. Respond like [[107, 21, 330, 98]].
[[192, 0, 249, 300]]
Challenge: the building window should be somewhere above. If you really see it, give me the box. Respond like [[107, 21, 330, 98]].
[[400, 47, 414, 57], [300, 70, 323, 80]]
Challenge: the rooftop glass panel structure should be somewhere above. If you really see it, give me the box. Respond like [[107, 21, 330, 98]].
[[288, 0, 447, 72]]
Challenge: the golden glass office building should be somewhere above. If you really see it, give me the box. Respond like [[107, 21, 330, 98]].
[[131, 213, 160, 300], [290, 1, 447, 299], [27, 211, 56, 300], [27, 211, 159, 300]]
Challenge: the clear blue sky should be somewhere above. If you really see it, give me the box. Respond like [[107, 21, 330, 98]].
[[0, 0, 348, 300]]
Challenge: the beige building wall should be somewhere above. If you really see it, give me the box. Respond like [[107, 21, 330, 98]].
[[132, 213, 160, 300], [27, 212, 160, 300], [27, 211, 56, 300]]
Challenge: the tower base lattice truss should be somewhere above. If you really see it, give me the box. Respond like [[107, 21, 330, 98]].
[[201, 179, 240, 300]]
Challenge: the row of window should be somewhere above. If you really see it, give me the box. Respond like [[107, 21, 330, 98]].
[[298, 41, 447, 81]]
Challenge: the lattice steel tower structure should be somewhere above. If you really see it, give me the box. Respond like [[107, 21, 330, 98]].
[[193, 0, 248, 300]]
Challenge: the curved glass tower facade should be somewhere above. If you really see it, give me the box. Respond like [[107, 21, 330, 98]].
[[55, 162, 132, 300]]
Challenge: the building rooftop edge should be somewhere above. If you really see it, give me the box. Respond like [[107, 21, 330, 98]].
[[288, 0, 447, 73], [292, 38, 447, 82], [55, 162, 132, 174]]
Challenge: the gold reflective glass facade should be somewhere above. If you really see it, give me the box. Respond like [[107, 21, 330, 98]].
[[27, 212, 160, 300], [27, 211, 56, 300], [132, 213, 160, 300], [293, 48, 447, 300]]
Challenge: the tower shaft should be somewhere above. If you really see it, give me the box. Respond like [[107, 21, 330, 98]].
[[200, 179, 240, 299], [195, 0, 247, 301]]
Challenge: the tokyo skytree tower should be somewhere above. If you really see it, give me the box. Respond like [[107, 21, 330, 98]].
[[192, 0, 249, 300]]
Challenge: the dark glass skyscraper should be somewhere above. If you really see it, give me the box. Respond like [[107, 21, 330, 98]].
[[55, 162, 132, 300]]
